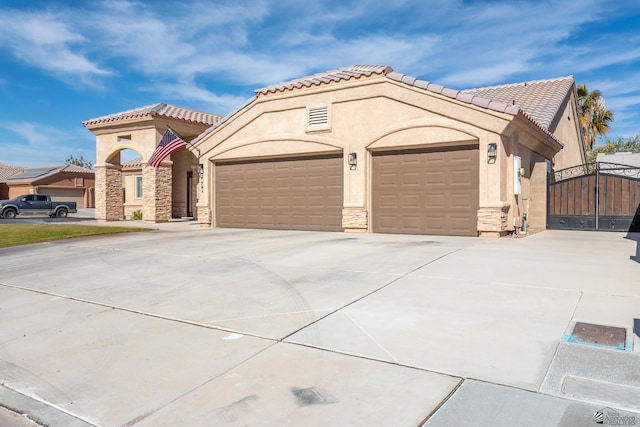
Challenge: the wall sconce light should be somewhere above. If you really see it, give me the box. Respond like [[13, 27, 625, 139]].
[[348, 152, 357, 170], [196, 163, 204, 174], [487, 143, 497, 162]]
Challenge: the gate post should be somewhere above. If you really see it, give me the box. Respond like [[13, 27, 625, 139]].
[[595, 162, 600, 230]]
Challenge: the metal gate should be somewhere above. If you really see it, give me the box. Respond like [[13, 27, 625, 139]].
[[548, 162, 640, 231]]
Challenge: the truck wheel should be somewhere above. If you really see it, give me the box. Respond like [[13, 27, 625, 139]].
[[3, 208, 17, 219], [56, 208, 68, 218]]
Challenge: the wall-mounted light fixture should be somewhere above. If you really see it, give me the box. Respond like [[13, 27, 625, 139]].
[[348, 152, 357, 170], [487, 143, 497, 163], [196, 163, 204, 174]]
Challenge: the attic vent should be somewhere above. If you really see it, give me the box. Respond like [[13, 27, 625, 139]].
[[308, 107, 329, 127]]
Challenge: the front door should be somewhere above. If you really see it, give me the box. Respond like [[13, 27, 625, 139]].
[[187, 171, 193, 217]]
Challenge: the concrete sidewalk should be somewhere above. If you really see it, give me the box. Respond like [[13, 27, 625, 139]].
[[0, 227, 638, 426]]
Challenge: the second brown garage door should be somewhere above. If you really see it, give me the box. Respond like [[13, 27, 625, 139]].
[[46, 188, 86, 208], [372, 145, 479, 236], [215, 154, 343, 231]]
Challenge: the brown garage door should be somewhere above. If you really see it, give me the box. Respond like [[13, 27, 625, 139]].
[[44, 188, 86, 208], [215, 154, 343, 231], [372, 145, 479, 236]]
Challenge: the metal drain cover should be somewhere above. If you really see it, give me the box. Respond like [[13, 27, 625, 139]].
[[569, 322, 626, 349]]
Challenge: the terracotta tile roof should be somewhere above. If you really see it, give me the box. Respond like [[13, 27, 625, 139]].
[[255, 65, 393, 95], [123, 156, 144, 169], [82, 103, 222, 127], [462, 76, 575, 130], [385, 70, 570, 143]]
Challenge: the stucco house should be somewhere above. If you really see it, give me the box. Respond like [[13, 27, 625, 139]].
[[0, 163, 95, 207], [85, 65, 586, 237]]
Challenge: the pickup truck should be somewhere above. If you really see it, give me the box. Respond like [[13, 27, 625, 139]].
[[0, 194, 77, 219]]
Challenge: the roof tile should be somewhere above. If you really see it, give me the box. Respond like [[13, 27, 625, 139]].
[[426, 83, 445, 93], [441, 87, 460, 99], [456, 92, 474, 103]]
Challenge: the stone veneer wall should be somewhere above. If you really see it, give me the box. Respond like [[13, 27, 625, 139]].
[[477, 204, 510, 237], [143, 165, 172, 222], [95, 165, 123, 221], [197, 206, 212, 227], [342, 207, 368, 232], [172, 201, 187, 219]]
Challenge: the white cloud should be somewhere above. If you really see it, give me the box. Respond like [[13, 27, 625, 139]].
[[150, 80, 249, 114], [1, 0, 638, 141], [0, 9, 111, 84], [0, 122, 94, 166]]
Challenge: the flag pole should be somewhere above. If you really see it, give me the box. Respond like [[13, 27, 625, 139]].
[[166, 126, 203, 175], [166, 126, 200, 158]]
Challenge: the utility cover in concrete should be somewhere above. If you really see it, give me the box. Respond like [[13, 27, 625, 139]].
[[567, 322, 626, 350]]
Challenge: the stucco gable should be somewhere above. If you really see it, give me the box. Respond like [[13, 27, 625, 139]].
[[83, 103, 222, 127], [192, 65, 569, 148]]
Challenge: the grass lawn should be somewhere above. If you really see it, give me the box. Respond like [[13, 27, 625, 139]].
[[0, 224, 152, 248]]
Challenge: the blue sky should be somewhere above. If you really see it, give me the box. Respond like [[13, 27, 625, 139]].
[[1, 0, 639, 166]]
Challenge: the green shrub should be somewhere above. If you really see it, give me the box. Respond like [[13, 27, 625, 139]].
[[132, 210, 143, 220]]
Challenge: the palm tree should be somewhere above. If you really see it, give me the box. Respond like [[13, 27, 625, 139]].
[[577, 83, 614, 151]]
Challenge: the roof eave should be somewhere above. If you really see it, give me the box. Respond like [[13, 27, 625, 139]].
[[513, 111, 564, 153]]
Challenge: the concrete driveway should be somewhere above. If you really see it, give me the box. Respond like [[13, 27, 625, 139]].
[[0, 226, 639, 426]]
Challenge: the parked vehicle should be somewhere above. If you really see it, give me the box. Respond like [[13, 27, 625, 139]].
[[0, 194, 77, 219]]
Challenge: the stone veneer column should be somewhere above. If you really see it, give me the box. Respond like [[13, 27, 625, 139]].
[[342, 207, 368, 232], [197, 205, 212, 227], [94, 164, 123, 221], [477, 203, 510, 237], [143, 165, 172, 223]]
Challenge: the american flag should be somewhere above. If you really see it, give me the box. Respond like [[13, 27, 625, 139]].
[[147, 128, 187, 167]]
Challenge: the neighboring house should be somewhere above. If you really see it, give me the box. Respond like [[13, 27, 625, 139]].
[[0, 163, 23, 199], [83, 103, 222, 222], [86, 65, 586, 237], [0, 163, 95, 208], [596, 152, 640, 168]]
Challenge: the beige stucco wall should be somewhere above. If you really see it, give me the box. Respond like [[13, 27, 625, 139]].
[[548, 91, 587, 170], [195, 75, 564, 236]]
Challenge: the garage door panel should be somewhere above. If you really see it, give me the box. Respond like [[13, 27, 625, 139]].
[[216, 155, 343, 231], [372, 146, 479, 236]]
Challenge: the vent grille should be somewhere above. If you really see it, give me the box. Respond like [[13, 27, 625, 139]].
[[309, 107, 329, 126]]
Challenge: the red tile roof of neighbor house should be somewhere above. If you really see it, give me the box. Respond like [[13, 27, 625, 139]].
[[3, 164, 94, 185], [82, 103, 222, 127], [0, 163, 24, 183]]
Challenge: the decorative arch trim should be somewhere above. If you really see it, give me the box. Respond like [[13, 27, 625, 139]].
[[209, 134, 344, 161], [367, 119, 480, 151]]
